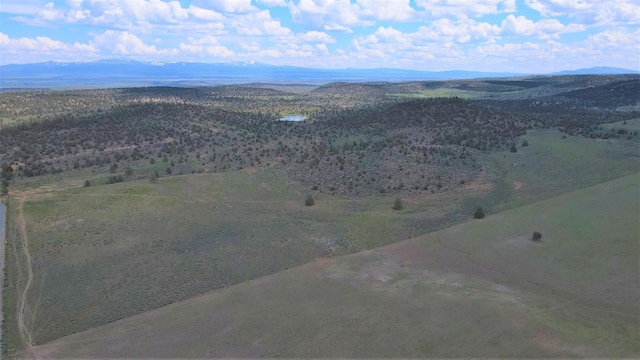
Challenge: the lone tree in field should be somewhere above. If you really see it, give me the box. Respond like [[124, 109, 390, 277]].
[[474, 206, 485, 219], [393, 197, 403, 210], [510, 144, 518, 153], [84, 180, 91, 187], [305, 194, 314, 206], [532, 232, 542, 241], [521, 140, 528, 147], [149, 170, 159, 183]]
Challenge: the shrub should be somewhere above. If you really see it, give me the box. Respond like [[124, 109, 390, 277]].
[[305, 194, 314, 206], [84, 180, 91, 187], [510, 144, 517, 153], [106, 175, 124, 184], [393, 197, 403, 210], [149, 170, 159, 183], [521, 140, 528, 147], [474, 207, 485, 219], [533, 232, 542, 241]]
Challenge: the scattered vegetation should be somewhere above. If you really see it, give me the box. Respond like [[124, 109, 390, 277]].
[[1, 75, 635, 198]]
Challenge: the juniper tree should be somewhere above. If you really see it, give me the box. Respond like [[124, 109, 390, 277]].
[[393, 197, 403, 210]]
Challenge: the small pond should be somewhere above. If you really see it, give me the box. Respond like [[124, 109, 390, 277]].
[[279, 115, 307, 122]]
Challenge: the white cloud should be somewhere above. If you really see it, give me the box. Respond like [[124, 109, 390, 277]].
[[588, 28, 640, 50], [415, 0, 517, 17], [179, 36, 235, 57], [297, 30, 336, 43], [289, 0, 368, 31], [501, 14, 585, 39], [92, 30, 172, 55], [356, 0, 419, 22], [288, 0, 517, 32], [524, 0, 593, 17], [14, 1, 310, 39], [19, 0, 199, 30], [0, 0, 47, 15], [0, 32, 97, 63], [288, 0, 419, 31], [315, 43, 329, 53], [471, 27, 640, 72], [524, 0, 640, 26], [193, 0, 257, 13], [1, 0, 638, 72], [231, 10, 292, 36], [436, 17, 501, 42], [239, 40, 261, 51], [256, 0, 288, 6]]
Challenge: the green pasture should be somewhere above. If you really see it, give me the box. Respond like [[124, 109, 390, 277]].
[[33, 173, 639, 358], [492, 128, 639, 207]]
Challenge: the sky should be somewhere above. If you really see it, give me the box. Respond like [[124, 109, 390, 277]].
[[0, 0, 638, 72]]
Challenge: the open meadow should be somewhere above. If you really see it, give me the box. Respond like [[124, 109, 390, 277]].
[[31, 172, 639, 358]]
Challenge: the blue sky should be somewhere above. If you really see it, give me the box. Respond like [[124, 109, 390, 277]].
[[0, 0, 638, 72]]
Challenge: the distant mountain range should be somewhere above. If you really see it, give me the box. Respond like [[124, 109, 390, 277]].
[[0, 59, 638, 89], [551, 67, 640, 75]]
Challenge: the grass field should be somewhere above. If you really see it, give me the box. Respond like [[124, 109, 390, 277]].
[[491, 127, 639, 210], [32, 173, 639, 358], [3, 166, 476, 349], [3, 127, 639, 356]]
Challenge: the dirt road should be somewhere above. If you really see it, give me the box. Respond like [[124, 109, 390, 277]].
[[16, 198, 37, 359]]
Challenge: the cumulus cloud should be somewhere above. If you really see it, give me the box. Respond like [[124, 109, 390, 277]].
[[501, 14, 585, 39], [0, 32, 97, 63], [193, 0, 257, 14], [17, 0, 214, 31], [588, 28, 640, 50], [230, 10, 293, 36], [92, 30, 175, 56], [287, 0, 519, 31], [256, 0, 288, 6], [1, 0, 638, 71], [288, 0, 367, 31], [0, 0, 47, 15], [297, 30, 336, 43], [524, 0, 594, 17], [179, 36, 235, 58], [524, 0, 640, 26], [356, 0, 419, 22], [416, 0, 517, 17]]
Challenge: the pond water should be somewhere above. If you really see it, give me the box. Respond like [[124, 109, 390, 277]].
[[279, 115, 307, 122]]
